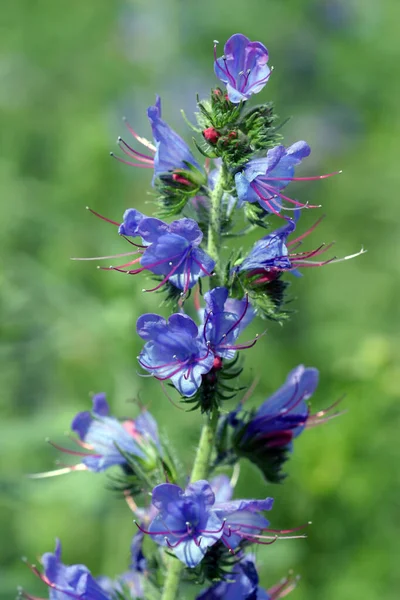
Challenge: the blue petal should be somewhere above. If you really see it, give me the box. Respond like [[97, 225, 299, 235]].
[[152, 483, 183, 511], [136, 314, 167, 340], [135, 410, 161, 449], [210, 475, 233, 504], [204, 287, 229, 315], [215, 497, 274, 515], [147, 96, 200, 179], [92, 393, 109, 417], [168, 313, 199, 338], [234, 171, 260, 205], [187, 480, 215, 506], [118, 208, 145, 238], [169, 218, 203, 245], [137, 217, 169, 244], [256, 365, 318, 420]]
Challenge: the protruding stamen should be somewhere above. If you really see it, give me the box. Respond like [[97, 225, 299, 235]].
[[27, 464, 87, 479], [86, 207, 120, 226]]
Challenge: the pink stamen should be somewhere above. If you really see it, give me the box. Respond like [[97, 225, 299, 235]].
[[287, 215, 325, 246], [122, 117, 156, 152], [220, 334, 260, 351], [265, 171, 341, 182], [68, 436, 94, 450], [133, 520, 186, 537], [200, 519, 226, 535], [86, 207, 120, 226], [23, 562, 81, 600], [46, 439, 100, 458], [222, 57, 237, 88], [221, 535, 237, 554], [121, 236, 147, 249], [165, 535, 188, 549], [212, 294, 250, 348], [118, 137, 154, 163], [110, 152, 154, 169]]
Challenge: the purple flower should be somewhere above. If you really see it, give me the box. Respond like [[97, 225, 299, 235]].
[[23, 539, 110, 600], [214, 34, 271, 103], [136, 480, 274, 567], [137, 313, 214, 397], [235, 215, 365, 283], [147, 95, 201, 181], [230, 365, 319, 481], [40, 394, 161, 475], [196, 554, 299, 600], [112, 97, 201, 185], [202, 287, 256, 359], [109, 214, 215, 293], [196, 555, 270, 600], [234, 141, 333, 215], [137, 217, 215, 292]]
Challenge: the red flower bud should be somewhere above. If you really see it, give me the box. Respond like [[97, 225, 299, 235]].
[[203, 127, 221, 145]]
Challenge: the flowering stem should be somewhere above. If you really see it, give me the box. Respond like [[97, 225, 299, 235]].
[[161, 169, 226, 600], [161, 407, 220, 600], [161, 557, 184, 600], [207, 164, 226, 287]]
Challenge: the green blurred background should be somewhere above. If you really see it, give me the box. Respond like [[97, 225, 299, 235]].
[[1, 0, 399, 598]]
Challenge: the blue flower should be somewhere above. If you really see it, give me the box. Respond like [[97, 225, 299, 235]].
[[229, 365, 319, 481], [202, 287, 256, 359], [137, 480, 274, 567], [196, 554, 298, 600], [24, 539, 111, 600], [69, 393, 161, 473], [108, 214, 215, 293], [214, 34, 271, 103], [196, 555, 270, 600], [147, 95, 201, 182], [235, 142, 316, 215], [137, 217, 215, 292], [137, 313, 214, 397], [112, 97, 201, 186], [237, 218, 300, 279], [236, 215, 365, 283]]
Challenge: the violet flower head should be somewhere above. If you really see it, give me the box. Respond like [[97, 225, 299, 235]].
[[109, 214, 215, 292], [137, 313, 214, 397], [234, 141, 334, 215], [236, 214, 365, 284], [202, 287, 256, 359], [137, 217, 215, 292], [147, 95, 201, 182], [69, 393, 161, 473], [23, 539, 110, 600], [214, 34, 271, 103], [136, 479, 274, 568], [196, 555, 270, 600], [230, 365, 319, 482], [112, 96, 201, 186]]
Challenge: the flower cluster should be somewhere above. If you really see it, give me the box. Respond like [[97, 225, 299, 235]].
[[23, 31, 362, 600], [136, 286, 257, 397]]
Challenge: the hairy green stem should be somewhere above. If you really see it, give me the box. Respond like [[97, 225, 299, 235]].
[[207, 164, 226, 286], [160, 168, 226, 600]]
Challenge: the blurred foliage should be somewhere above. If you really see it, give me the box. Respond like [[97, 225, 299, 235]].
[[1, 0, 399, 599]]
